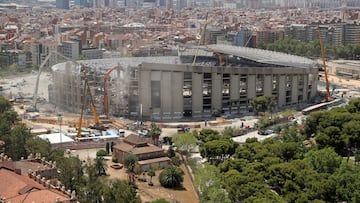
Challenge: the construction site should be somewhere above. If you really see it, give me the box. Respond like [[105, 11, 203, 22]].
[[47, 44, 318, 122]]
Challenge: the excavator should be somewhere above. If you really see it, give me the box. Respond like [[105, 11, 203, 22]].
[[77, 66, 107, 138], [317, 28, 334, 102], [103, 65, 122, 119]]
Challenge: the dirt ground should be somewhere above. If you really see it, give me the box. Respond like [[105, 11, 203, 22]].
[[106, 159, 199, 203]]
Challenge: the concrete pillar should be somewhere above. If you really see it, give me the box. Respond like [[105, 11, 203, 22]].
[[230, 74, 239, 100], [212, 73, 222, 111], [172, 72, 183, 119], [309, 73, 317, 99], [139, 70, 151, 116], [161, 72, 172, 119], [291, 75, 298, 104], [278, 75, 286, 107], [192, 72, 203, 116], [303, 75, 308, 101], [263, 75, 272, 96], [247, 75, 256, 99]]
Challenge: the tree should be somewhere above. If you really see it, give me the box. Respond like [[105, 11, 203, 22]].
[[159, 166, 184, 188], [123, 153, 138, 182], [342, 120, 360, 149], [346, 98, 360, 113], [167, 145, 176, 158], [96, 149, 108, 157], [222, 126, 240, 138], [149, 123, 161, 146], [305, 148, 342, 174], [315, 126, 348, 155], [194, 163, 231, 203], [250, 95, 275, 115], [3, 124, 31, 160], [172, 132, 197, 155], [57, 156, 84, 191], [0, 96, 12, 113], [147, 168, 156, 184], [197, 128, 220, 143], [0, 110, 18, 125], [25, 136, 52, 158], [102, 180, 141, 203], [200, 139, 238, 164], [94, 156, 107, 176]]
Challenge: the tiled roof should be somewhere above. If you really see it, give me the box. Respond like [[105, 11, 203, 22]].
[[0, 161, 71, 202], [114, 141, 164, 155], [123, 134, 149, 146], [138, 157, 171, 165]]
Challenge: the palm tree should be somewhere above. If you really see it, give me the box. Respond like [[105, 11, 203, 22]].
[[149, 123, 162, 146], [159, 166, 184, 188], [123, 153, 138, 182]]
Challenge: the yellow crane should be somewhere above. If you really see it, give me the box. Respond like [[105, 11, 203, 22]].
[[77, 66, 104, 138], [317, 28, 334, 102]]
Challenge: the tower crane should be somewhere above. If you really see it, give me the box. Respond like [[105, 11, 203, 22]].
[[31, 51, 80, 112], [103, 65, 123, 119], [317, 28, 334, 102]]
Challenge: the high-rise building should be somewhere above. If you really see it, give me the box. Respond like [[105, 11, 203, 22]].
[[61, 41, 80, 60], [159, 0, 166, 7], [176, 0, 187, 10], [56, 0, 70, 9], [74, 0, 88, 6]]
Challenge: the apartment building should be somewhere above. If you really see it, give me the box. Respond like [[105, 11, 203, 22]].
[[61, 41, 80, 60]]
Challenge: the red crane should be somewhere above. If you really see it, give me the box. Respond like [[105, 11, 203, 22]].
[[103, 65, 122, 118]]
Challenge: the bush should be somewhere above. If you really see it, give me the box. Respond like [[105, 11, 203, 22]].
[[112, 156, 118, 163], [171, 155, 181, 166], [151, 199, 170, 203], [96, 149, 108, 157]]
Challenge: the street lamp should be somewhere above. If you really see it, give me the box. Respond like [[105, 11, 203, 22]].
[[58, 114, 63, 146]]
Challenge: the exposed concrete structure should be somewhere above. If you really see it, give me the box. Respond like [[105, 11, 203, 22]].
[[49, 45, 318, 121]]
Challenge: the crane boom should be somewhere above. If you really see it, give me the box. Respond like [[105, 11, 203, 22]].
[[77, 67, 103, 138], [103, 65, 122, 118], [32, 51, 80, 111], [193, 12, 208, 66], [317, 29, 333, 102]]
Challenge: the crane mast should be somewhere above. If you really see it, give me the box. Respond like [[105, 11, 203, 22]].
[[317, 28, 333, 102], [77, 66, 103, 138], [32, 51, 80, 111]]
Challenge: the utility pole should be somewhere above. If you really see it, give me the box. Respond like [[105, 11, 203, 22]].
[[58, 113, 63, 146]]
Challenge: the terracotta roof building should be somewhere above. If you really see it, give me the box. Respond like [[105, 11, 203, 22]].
[[113, 134, 170, 170], [0, 154, 75, 203]]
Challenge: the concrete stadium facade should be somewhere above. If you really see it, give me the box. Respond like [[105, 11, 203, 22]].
[[49, 45, 318, 121]]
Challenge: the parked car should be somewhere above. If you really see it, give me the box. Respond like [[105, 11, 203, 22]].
[[258, 129, 274, 135]]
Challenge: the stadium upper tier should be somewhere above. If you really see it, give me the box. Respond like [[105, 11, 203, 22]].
[[51, 45, 314, 73], [204, 44, 315, 69]]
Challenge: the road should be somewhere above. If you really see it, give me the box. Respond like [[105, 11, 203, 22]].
[[232, 130, 277, 143]]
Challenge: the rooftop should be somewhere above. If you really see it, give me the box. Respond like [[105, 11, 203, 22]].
[[203, 44, 315, 68]]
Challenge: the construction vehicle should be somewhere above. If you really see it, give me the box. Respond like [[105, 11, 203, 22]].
[[103, 65, 122, 119], [32, 51, 80, 112], [77, 66, 107, 138], [317, 28, 334, 102]]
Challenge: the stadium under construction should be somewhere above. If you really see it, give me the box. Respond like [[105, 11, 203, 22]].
[[49, 44, 318, 121]]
